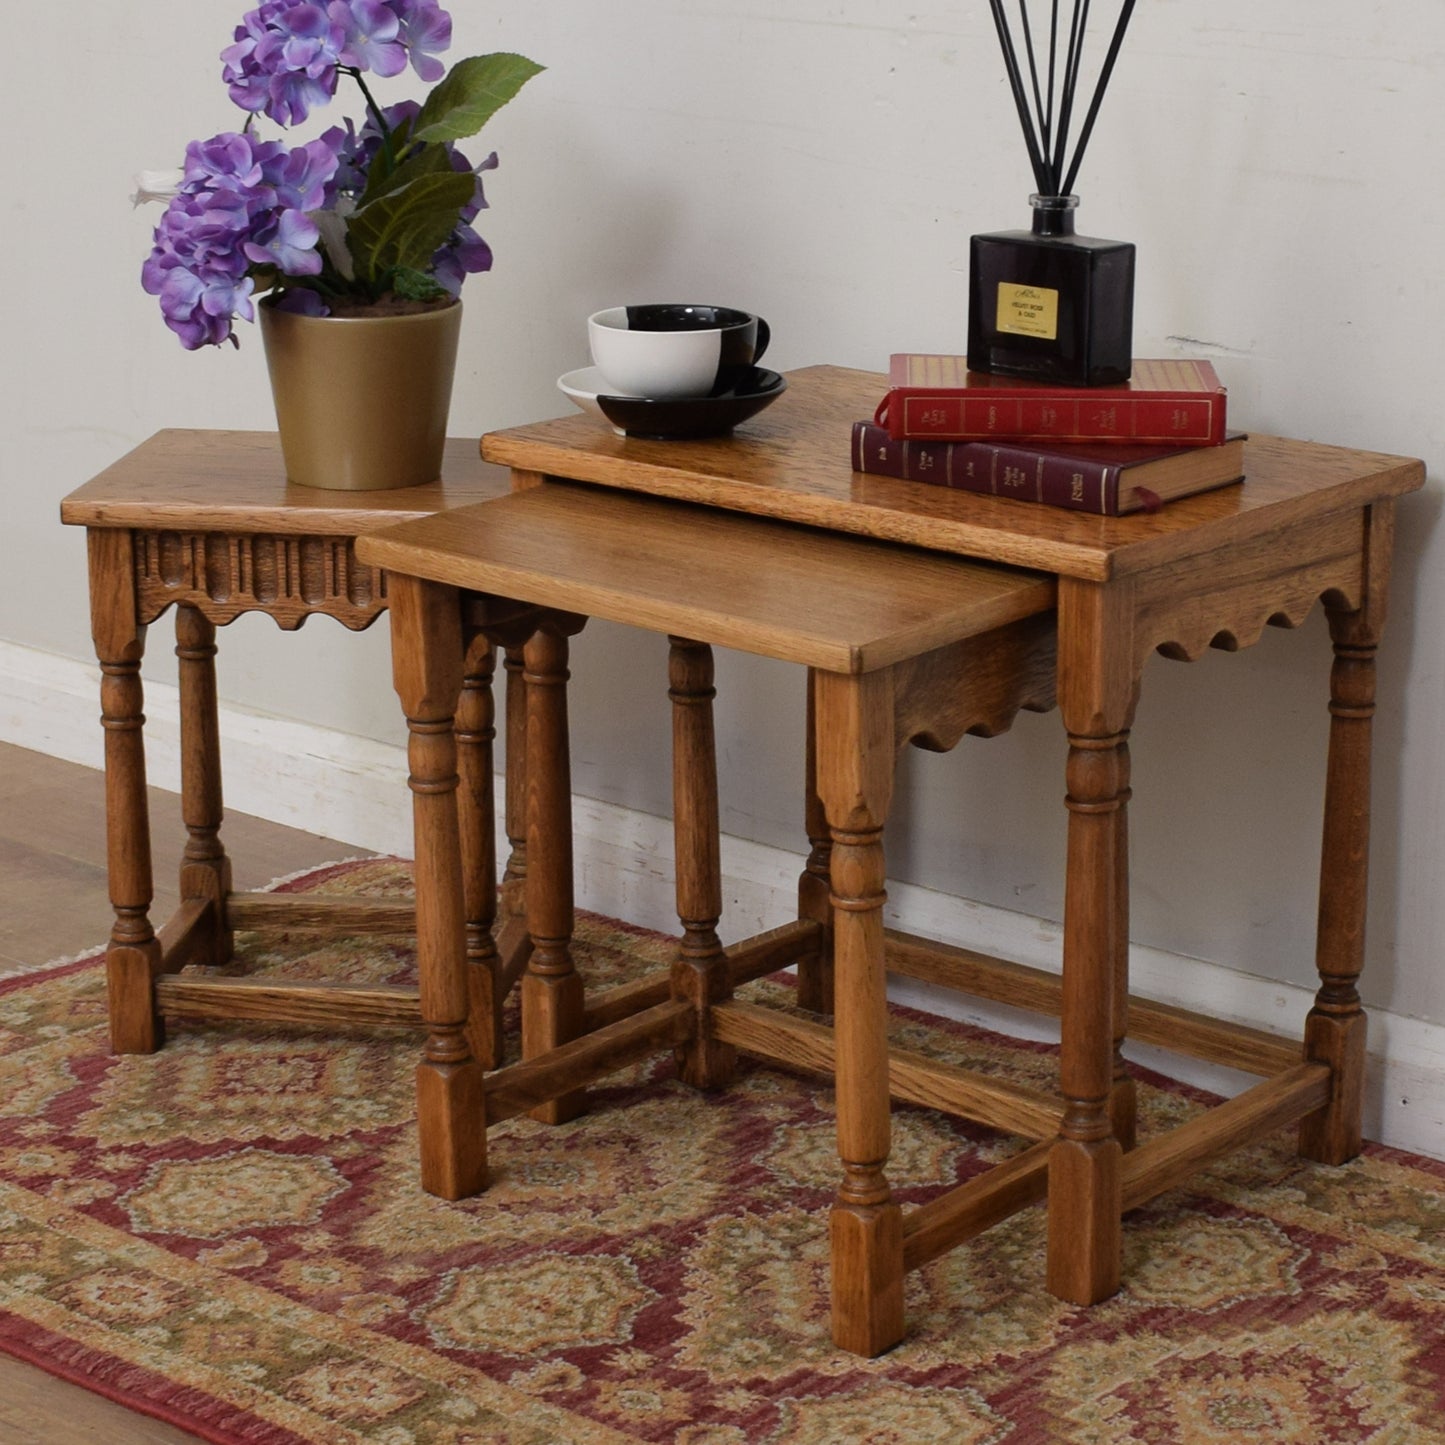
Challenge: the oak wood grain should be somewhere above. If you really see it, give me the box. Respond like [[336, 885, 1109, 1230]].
[[383, 395, 1421, 1348], [669, 638, 735, 1089], [883, 928, 1303, 1077], [576, 919, 823, 1034], [224, 894, 417, 933], [484, 1000, 693, 1125], [902, 1140, 1052, 1273], [356, 483, 1056, 676], [388, 572, 486, 1199], [61, 430, 511, 534], [1121, 1063, 1332, 1211], [155, 898, 214, 975], [480, 366, 1424, 582], [155, 975, 423, 1028], [712, 1001, 1064, 1139], [520, 626, 586, 1124]]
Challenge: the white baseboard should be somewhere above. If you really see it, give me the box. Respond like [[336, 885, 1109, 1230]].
[[4, 638, 1441, 1161]]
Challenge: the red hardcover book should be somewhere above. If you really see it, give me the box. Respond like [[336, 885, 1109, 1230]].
[[850, 420, 1245, 516], [878, 355, 1228, 446]]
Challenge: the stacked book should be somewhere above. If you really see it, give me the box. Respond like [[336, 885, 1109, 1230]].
[[854, 355, 1244, 516]]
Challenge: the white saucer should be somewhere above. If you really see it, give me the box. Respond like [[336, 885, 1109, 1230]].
[[557, 366, 638, 427]]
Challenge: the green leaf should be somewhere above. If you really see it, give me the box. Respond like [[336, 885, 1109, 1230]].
[[390, 267, 450, 302], [360, 139, 453, 208], [411, 53, 545, 145], [348, 112, 415, 195], [347, 170, 478, 285]]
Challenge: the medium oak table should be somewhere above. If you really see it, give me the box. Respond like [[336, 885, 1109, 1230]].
[[358, 479, 1060, 1356], [473, 365, 1425, 1339], [60, 429, 530, 1077]]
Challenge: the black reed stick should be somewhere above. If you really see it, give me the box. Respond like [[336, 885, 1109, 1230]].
[[1051, 0, 1090, 193], [1017, 1, 1048, 169], [1060, 0, 1138, 196], [1042, 0, 1060, 162], [986, 0, 1136, 200], [986, 0, 1051, 194]]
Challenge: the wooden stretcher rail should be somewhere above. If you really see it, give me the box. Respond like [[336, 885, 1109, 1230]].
[[156, 898, 215, 975], [729, 918, 824, 984], [580, 919, 823, 1034], [1120, 1061, 1332, 1212], [155, 975, 423, 1028], [712, 1000, 1064, 1139], [902, 1140, 1053, 1272], [226, 892, 417, 935], [485, 1000, 694, 1125], [885, 928, 1302, 1077], [494, 915, 534, 993]]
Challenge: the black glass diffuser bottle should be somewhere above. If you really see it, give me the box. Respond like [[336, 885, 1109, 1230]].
[[968, 0, 1144, 385], [968, 194, 1134, 386]]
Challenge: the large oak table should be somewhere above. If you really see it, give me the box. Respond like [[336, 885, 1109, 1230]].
[[473, 365, 1424, 1329]]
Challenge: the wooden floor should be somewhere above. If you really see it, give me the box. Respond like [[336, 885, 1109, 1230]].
[[0, 742, 359, 1443]]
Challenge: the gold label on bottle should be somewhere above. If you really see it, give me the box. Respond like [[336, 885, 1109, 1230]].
[[996, 283, 1059, 340]]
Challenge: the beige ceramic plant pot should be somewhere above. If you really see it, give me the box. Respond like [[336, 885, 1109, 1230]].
[[259, 298, 463, 490]]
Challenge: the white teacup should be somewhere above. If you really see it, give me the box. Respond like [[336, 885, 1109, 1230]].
[[588, 304, 770, 400]]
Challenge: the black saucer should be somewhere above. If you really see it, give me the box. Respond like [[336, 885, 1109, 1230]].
[[596, 367, 786, 440]]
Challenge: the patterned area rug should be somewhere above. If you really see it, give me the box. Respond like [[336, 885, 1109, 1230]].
[[3, 858, 1444, 1445]]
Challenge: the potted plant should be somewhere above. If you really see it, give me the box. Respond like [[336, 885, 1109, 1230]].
[[139, 1, 542, 489]]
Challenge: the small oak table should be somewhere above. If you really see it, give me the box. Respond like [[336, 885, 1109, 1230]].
[[471, 366, 1424, 1348], [60, 429, 528, 1077]]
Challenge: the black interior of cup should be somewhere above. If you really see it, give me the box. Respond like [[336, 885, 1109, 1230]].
[[623, 304, 752, 332]]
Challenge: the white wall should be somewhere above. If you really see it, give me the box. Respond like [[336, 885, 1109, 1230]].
[[3, 7, 1441, 1071]]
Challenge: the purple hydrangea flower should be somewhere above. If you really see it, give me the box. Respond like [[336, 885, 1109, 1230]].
[[143, 130, 340, 348], [222, 2, 345, 126], [431, 223, 491, 295], [328, 0, 406, 78], [183, 132, 265, 191], [275, 137, 342, 210], [221, 1, 452, 125], [243, 207, 325, 274], [394, 0, 451, 81], [430, 147, 496, 293]]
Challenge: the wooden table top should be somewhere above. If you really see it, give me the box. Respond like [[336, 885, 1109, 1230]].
[[481, 366, 1426, 582], [359, 483, 1056, 674], [61, 429, 513, 536]]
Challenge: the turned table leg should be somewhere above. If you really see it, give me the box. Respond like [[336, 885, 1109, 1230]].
[[175, 605, 233, 968], [797, 669, 835, 1015], [456, 633, 503, 1069], [522, 626, 585, 1124], [1049, 727, 1128, 1303], [389, 575, 486, 1200], [816, 669, 904, 1357], [669, 638, 735, 1089], [488, 644, 534, 986], [1299, 603, 1380, 1165], [1047, 579, 1137, 1306], [501, 646, 529, 911], [89, 530, 165, 1054], [1109, 734, 1137, 1153]]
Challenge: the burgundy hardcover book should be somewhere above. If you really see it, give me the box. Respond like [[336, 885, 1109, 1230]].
[[878, 355, 1228, 447], [850, 420, 1245, 516]]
